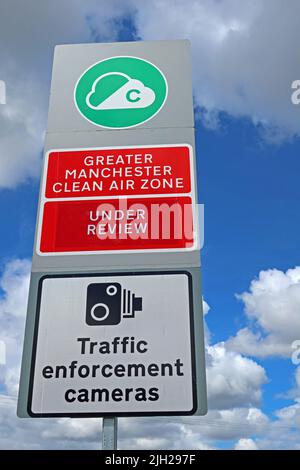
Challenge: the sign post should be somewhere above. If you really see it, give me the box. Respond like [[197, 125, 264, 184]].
[[18, 40, 207, 449], [102, 417, 118, 450]]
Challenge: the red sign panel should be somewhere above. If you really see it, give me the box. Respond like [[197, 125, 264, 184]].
[[45, 146, 191, 198], [39, 145, 195, 254], [39, 197, 194, 253]]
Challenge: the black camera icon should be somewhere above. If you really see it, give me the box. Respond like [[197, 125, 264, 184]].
[[86, 282, 143, 326]]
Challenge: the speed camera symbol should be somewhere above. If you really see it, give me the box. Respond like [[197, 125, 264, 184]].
[[86, 283, 143, 326]]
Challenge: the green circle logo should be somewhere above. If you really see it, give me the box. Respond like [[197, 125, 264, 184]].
[[74, 56, 168, 129]]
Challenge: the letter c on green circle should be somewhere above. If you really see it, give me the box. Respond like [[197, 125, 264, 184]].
[[126, 89, 141, 103]]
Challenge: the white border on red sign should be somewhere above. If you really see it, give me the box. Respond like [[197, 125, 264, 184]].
[[36, 143, 199, 256]]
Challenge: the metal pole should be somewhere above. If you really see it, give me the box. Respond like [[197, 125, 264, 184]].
[[102, 417, 118, 450]]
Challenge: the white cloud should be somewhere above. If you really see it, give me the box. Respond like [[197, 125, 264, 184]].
[[0, 395, 217, 449], [0, 259, 31, 319], [202, 298, 210, 316], [0, 0, 133, 189], [206, 343, 267, 409], [226, 267, 300, 358], [235, 438, 258, 450], [0, 395, 101, 450], [202, 298, 211, 344], [1, 0, 300, 189], [183, 407, 269, 442], [133, 0, 300, 140], [255, 381, 300, 450], [0, 69, 47, 187], [0, 259, 30, 396], [42, 417, 100, 442], [280, 366, 300, 401]]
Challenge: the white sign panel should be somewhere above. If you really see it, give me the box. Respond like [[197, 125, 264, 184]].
[[28, 272, 196, 416]]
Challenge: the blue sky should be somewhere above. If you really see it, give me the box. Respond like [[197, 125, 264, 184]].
[[199, 116, 300, 336], [198, 114, 300, 416], [0, 0, 300, 450]]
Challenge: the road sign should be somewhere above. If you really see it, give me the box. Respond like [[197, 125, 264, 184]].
[[47, 41, 194, 133], [18, 40, 207, 421], [38, 196, 194, 254], [38, 144, 196, 255], [74, 57, 168, 129], [28, 272, 196, 417], [44, 145, 192, 198]]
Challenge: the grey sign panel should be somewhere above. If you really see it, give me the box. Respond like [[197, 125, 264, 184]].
[[47, 40, 194, 133], [18, 40, 207, 419], [17, 267, 207, 418]]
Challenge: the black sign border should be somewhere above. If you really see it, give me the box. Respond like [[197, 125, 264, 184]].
[[28, 270, 198, 417]]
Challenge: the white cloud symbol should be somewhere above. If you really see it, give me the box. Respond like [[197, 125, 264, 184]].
[[86, 72, 156, 110]]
